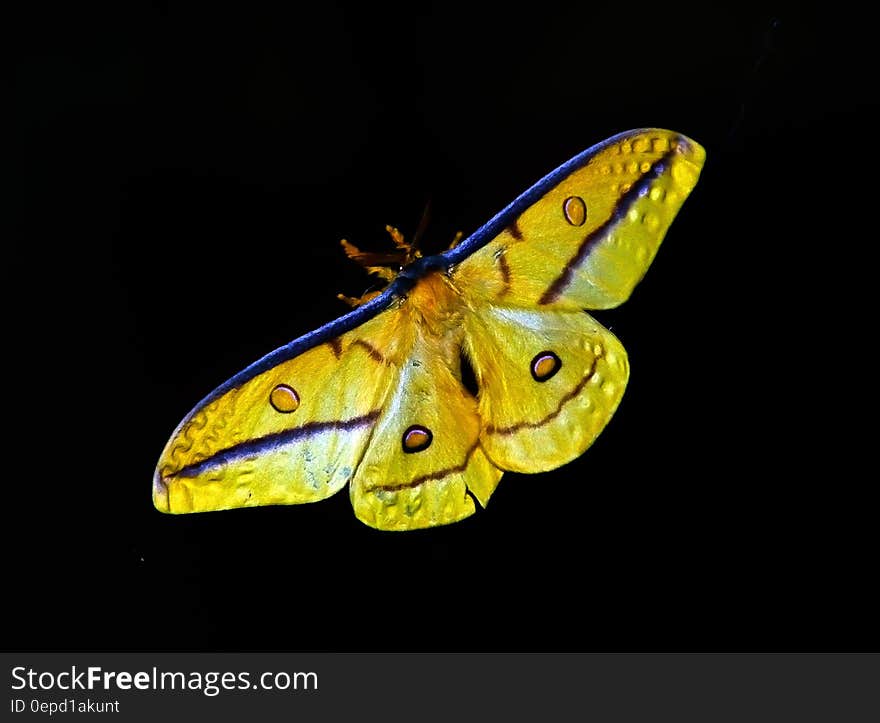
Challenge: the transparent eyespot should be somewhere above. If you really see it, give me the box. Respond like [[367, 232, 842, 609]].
[[562, 196, 587, 226], [270, 384, 300, 413], [531, 351, 561, 382], [402, 425, 433, 453]]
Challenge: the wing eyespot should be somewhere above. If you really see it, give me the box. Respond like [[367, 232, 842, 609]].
[[402, 425, 433, 453], [270, 384, 300, 413], [562, 196, 587, 226], [531, 351, 561, 382]]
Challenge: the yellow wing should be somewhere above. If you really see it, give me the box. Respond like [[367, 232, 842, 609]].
[[153, 312, 395, 514], [154, 277, 502, 530], [349, 313, 502, 530], [449, 128, 704, 476], [455, 129, 705, 310], [461, 306, 628, 473]]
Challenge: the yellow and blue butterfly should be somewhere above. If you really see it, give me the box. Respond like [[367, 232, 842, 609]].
[[153, 128, 705, 530]]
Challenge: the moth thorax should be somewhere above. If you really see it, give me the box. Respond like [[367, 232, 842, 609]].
[[406, 271, 461, 324]]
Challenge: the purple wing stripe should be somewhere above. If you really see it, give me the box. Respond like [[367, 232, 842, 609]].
[[172, 411, 380, 478]]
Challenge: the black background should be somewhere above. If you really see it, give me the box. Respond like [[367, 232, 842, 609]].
[[14, 1, 874, 652]]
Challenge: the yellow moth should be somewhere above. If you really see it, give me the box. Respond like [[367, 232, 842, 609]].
[[154, 129, 705, 530]]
